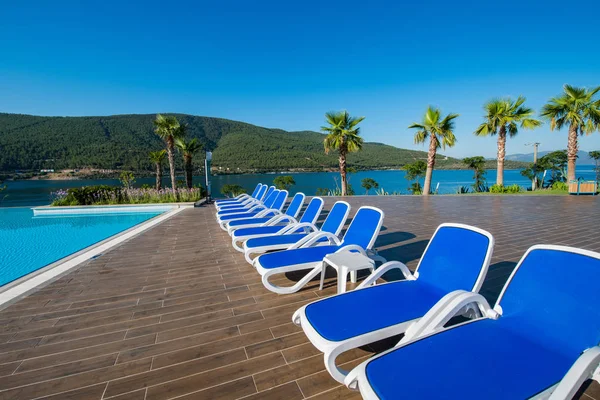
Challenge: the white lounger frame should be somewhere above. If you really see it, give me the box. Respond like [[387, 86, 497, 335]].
[[344, 244, 600, 400], [217, 191, 287, 230], [242, 201, 349, 264], [215, 184, 268, 211], [254, 206, 385, 295], [292, 222, 494, 384], [226, 193, 306, 237], [229, 197, 323, 252], [215, 185, 273, 212]]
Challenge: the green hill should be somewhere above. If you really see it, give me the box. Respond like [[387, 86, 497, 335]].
[[0, 112, 523, 174]]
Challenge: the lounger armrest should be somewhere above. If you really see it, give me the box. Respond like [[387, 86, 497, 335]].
[[334, 245, 367, 256], [401, 290, 496, 344], [246, 204, 265, 213], [263, 215, 297, 226], [548, 346, 600, 400], [286, 222, 318, 234], [290, 231, 341, 249], [356, 261, 415, 289], [254, 208, 280, 218]]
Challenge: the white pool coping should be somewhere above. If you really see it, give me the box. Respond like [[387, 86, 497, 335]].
[[0, 206, 187, 310]]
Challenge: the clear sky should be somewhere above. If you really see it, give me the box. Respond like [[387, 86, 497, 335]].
[[1, 0, 599, 158]]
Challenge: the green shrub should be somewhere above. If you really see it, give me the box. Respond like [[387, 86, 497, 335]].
[[551, 181, 568, 191], [221, 184, 246, 197], [490, 184, 523, 194]]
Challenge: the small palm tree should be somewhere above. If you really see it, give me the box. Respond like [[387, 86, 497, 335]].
[[175, 138, 203, 189], [149, 150, 167, 190], [409, 107, 459, 195], [322, 111, 365, 196], [475, 96, 541, 186], [541, 85, 600, 182], [153, 114, 185, 191]]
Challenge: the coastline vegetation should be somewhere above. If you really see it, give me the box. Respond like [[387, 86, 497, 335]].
[[51, 185, 203, 206]]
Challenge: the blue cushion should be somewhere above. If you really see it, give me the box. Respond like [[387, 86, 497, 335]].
[[227, 216, 276, 227], [498, 249, 600, 356], [320, 202, 350, 233], [417, 226, 490, 293], [232, 226, 283, 238], [257, 245, 340, 269], [365, 319, 574, 399], [298, 198, 323, 223], [219, 211, 260, 221], [245, 233, 309, 249], [341, 208, 382, 248], [305, 281, 444, 342]]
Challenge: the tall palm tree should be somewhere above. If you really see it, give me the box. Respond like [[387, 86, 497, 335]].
[[175, 138, 203, 189], [148, 150, 167, 190], [322, 110, 365, 196], [541, 85, 600, 182], [475, 96, 541, 186], [153, 114, 185, 191], [408, 107, 459, 195]]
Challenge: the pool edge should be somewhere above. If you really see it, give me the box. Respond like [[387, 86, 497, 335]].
[[0, 207, 187, 310]]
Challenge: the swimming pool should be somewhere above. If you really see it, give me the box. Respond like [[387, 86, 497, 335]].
[[0, 207, 169, 287]]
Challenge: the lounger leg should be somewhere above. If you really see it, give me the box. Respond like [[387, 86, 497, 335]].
[[319, 261, 326, 290], [350, 270, 357, 283], [338, 266, 348, 294]]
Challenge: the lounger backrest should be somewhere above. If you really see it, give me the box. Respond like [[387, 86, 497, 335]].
[[284, 193, 305, 217], [320, 201, 350, 235], [340, 206, 384, 250], [262, 190, 279, 208], [415, 224, 493, 293], [271, 190, 288, 211], [250, 184, 263, 198], [261, 186, 275, 201], [495, 246, 600, 356], [299, 197, 324, 224], [255, 185, 268, 201]]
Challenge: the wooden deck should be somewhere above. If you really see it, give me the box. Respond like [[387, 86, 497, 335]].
[[0, 195, 599, 399]]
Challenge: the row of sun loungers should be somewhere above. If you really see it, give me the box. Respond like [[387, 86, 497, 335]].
[[215, 183, 600, 399]]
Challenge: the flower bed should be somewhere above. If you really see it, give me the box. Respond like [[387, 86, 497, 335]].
[[51, 186, 204, 206]]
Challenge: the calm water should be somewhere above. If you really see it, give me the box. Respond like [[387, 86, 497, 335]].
[[0, 208, 163, 286], [1, 166, 597, 207]]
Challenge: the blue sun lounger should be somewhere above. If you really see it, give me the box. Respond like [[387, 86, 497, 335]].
[[242, 201, 350, 264], [215, 183, 264, 208], [344, 245, 600, 399], [229, 196, 324, 252], [216, 185, 274, 213], [291, 223, 494, 383], [216, 189, 279, 220], [225, 192, 306, 235], [217, 190, 287, 230], [254, 206, 385, 294]]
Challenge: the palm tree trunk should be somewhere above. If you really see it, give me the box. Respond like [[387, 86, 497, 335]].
[[567, 124, 578, 182], [166, 137, 176, 192], [496, 126, 507, 186], [422, 136, 437, 196], [184, 155, 193, 189], [339, 148, 347, 196], [155, 162, 162, 190]]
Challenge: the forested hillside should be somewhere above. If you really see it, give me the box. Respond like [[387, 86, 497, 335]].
[[0, 112, 519, 174]]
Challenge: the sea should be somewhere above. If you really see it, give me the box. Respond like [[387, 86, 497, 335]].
[[1, 166, 597, 207]]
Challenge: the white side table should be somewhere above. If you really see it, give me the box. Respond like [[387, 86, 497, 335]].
[[320, 251, 375, 294]]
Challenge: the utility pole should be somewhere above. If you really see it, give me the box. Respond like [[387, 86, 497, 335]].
[[526, 143, 540, 190]]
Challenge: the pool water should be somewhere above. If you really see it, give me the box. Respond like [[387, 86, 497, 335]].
[[0, 208, 163, 287]]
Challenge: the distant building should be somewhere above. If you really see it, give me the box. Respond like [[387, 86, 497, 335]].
[[40, 169, 55, 173]]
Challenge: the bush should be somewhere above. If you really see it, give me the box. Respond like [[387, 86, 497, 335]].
[[551, 181, 568, 191], [490, 184, 523, 194], [221, 184, 246, 197], [456, 186, 470, 194]]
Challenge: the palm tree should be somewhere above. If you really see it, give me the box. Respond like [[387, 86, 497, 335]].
[[589, 150, 600, 182], [408, 107, 459, 195], [148, 150, 167, 190], [153, 114, 185, 191], [475, 96, 541, 186], [322, 111, 365, 196], [175, 138, 203, 189], [541, 85, 600, 182]]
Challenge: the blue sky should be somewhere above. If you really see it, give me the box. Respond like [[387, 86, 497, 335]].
[[1, 0, 599, 158]]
